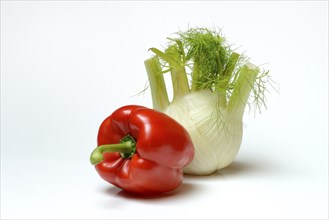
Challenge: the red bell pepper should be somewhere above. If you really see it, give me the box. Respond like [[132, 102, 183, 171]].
[[90, 105, 194, 195]]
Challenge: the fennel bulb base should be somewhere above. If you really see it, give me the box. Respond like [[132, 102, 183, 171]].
[[164, 91, 243, 175]]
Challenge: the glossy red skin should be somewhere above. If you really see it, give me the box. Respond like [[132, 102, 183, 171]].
[[95, 105, 194, 194]]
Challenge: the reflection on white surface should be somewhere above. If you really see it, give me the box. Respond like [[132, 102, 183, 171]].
[[1, 155, 327, 219]]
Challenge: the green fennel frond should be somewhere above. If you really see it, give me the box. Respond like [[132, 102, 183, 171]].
[[149, 27, 272, 115]]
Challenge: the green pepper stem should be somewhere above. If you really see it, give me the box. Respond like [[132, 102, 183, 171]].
[[90, 140, 135, 165]]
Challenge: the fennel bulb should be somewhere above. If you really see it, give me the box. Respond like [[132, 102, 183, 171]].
[[144, 28, 270, 175]]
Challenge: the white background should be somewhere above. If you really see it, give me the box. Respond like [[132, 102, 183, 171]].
[[1, 1, 328, 219]]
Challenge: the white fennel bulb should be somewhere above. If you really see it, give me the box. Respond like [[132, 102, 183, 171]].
[[144, 28, 271, 175], [165, 90, 243, 174]]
